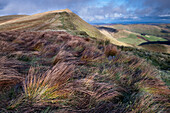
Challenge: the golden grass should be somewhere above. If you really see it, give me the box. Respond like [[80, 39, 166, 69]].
[[23, 63, 74, 103]]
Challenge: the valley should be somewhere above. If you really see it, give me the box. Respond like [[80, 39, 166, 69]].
[[95, 24, 170, 53]]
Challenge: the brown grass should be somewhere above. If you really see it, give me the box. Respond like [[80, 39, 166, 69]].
[[0, 30, 169, 112], [104, 44, 119, 57], [81, 47, 103, 62], [23, 63, 75, 104], [0, 57, 25, 90]]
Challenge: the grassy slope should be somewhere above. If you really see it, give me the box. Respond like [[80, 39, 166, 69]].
[[143, 35, 167, 41], [118, 34, 146, 45], [109, 24, 170, 38], [69, 13, 130, 46], [96, 25, 169, 53], [0, 9, 128, 46], [0, 31, 169, 112], [97, 25, 167, 43], [0, 13, 58, 31], [140, 44, 170, 53], [119, 46, 170, 86], [0, 15, 27, 24], [117, 34, 167, 45]]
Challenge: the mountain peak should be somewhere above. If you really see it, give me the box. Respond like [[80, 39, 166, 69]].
[[45, 9, 72, 14]]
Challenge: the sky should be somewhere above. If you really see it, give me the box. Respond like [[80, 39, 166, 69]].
[[0, 0, 170, 23]]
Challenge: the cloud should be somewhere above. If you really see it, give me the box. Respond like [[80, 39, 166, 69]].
[[0, 0, 93, 15], [0, 0, 170, 23]]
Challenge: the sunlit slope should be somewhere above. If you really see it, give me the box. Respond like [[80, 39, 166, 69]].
[[108, 24, 170, 39], [68, 12, 130, 46], [97, 25, 167, 45], [96, 25, 170, 53], [98, 29, 132, 46], [0, 15, 27, 24], [0, 9, 129, 46]]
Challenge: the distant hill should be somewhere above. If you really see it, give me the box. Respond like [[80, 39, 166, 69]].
[[0, 9, 128, 46], [107, 24, 170, 40], [95, 24, 170, 53]]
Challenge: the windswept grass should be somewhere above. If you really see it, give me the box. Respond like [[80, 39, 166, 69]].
[[0, 30, 169, 112], [23, 63, 74, 104], [5, 63, 75, 111], [104, 44, 119, 57]]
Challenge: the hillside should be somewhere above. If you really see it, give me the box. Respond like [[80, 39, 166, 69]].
[[107, 24, 170, 40], [0, 30, 169, 113], [0, 15, 27, 24], [0, 9, 128, 46], [0, 10, 169, 112], [95, 25, 170, 53]]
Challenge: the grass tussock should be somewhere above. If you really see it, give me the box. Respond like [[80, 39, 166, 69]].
[[104, 44, 119, 57], [81, 47, 103, 62], [107, 55, 170, 112], [23, 63, 75, 104], [0, 57, 25, 90], [53, 50, 75, 64]]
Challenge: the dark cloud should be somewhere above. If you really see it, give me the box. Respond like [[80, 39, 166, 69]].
[[0, 0, 169, 23]]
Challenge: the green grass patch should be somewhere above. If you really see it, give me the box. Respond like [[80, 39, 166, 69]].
[[143, 35, 167, 41], [118, 34, 146, 45]]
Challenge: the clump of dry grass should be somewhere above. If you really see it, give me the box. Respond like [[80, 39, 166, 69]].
[[66, 39, 86, 52], [53, 50, 75, 65], [6, 62, 74, 109], [0, 57, 25, 90], [81, 47, 103, 62], [104, 44, 119, 57], [41, 44, 60, 57], [0, 74, 23, 89], [67, 75, 123, 111], [23, 63, 75, 104], [0, 41, 17, 52]]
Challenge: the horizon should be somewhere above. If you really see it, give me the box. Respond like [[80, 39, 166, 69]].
[[90, 21, 170, 25], [0, 0, 170, 23]]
